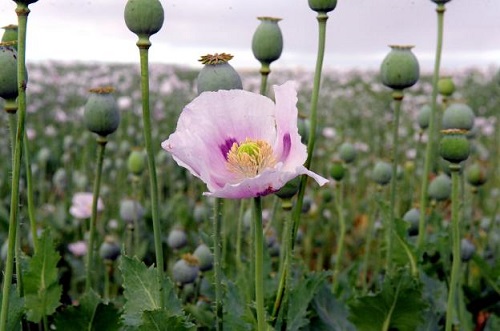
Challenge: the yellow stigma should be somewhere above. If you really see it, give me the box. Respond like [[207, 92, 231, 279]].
[[227, 139, 276, 179]]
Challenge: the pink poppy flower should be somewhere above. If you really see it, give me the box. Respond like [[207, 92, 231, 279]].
[[70, 192, 104, 219], [161, 81, 328, 199]]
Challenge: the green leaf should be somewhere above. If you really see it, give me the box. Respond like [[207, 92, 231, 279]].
[[287, 271, 331, 331], [23, 229, 62, 323], [0, 285, 24, 331], [308, 284, 356, 331], [120, 256, 162, 327], [54, 290, 120, 331], [223, 280, 253, 331], [138, 309, 195, 331], [349, 269, 427, 331]]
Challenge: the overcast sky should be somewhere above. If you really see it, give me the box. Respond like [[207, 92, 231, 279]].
[[1, 0, 499, 72]]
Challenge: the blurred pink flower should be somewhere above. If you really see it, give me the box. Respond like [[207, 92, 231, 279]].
[[70, 192, 104, 219], [68, 240, 87, 257], [161, 81, 328, 199]]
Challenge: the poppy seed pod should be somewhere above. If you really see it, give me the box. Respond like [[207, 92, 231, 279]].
[[14, 0, 38, 5], [329, 160, 345, 181], [274, 176, 301, 200], [442, 103, 475, 131], [0, 43, 18, 113], [380, 45, 420, 90], [428, 174, 452, 201], [437, 76, 455, 97], [193, 244, 213, 272], [172, 254, 200, 285], [417, 104, 431, 130], [439, 129, 470, 164], [252, 17, 283, 66], [372, 161, 392, 186], [308, 0, 338, 13], [84, 87, 120, 137], [339, 142, 357, 164], [127, 149, 146, 175], [1, 25, 18, 45], [99, 236, 121, 261], [466, 162, 487, 187], [124, 0, 164, 39], [196, 53, 242, 94], [431, 0, 452, 4]]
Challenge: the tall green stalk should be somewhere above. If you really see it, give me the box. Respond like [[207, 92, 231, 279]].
[[0, 4, 30, 330], [259, 64, 270, 96], [137, 41, 165, 307], [292, 11, 329, 239], [24, 131, 38, 253], [253, 197, 266, 331], [332, 181, 346, 293], [85, 137, 107, 292], [387, 90, 404, 271], [417, 4, 446, 252], [213, 198, 224, 331], [445, 164, 461, 331]]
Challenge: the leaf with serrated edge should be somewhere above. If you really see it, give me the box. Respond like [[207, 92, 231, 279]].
[[138, 309, 195, 331], [24, 229, 61, 323], [0, 285, 24, 331], [120, 256, 161, 327], [310, 285, 356, 331]]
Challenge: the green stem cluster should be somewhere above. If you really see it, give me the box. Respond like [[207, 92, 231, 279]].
[[85, 137, 107, 292], [445, 164, 462, 331], [0, 4, 29, 330], [417, 4, 446, 252], [137, 41, 165, 307]]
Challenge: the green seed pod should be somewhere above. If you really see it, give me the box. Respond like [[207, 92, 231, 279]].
[[339, 142, 356, 164], [329, 160, 345, 181], [127, 148, 146, 175], [417, 104, 431, 130], [439, 129, 470, 164], [442, 102, 475, 131], [0, 43, 18, 112], [428, 174, 452, 201], [99, 236, 121, 261], [308, 0, 338, 13], [193, 244, 213, 272], [1, 25, 18, 46], [119, 199, 144, 223], [167, 228, 187, 250], [372, 161, 392, 186], [84, 87, 120, 137], [466, 162, 487, 187], [431, 0, 451, 4], [14, 0, 39, 5], [251, 17, 283, 66], [380, 45, 420, 90], [124, 0, 164, 39], [437, 76, 455, 97], [196, 53, 242, 94], [172, 254, 199, 285], [275, 176, 301, 200], [403, 208, 420, 236], [298, 117, 310, 144]]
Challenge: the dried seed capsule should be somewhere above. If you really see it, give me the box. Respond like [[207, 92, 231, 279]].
[[380, 45, 420, 90], [308, 0, 338, 13], [196, 53, 242, 94], [84, 87, 120, 137], [252, 17, 283, 66], [124, 0, 164, 39]]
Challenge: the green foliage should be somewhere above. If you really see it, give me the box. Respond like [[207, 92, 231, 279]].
[[287, 271, 331, 331], [54, 290, 120, 331], [223, 280, 254, 331], [307, 284, 356, 331], [349, 269, 427, 331], [0, 286, 24, 331], [139, 310, 196, 331], [23, 229, 62, 323]]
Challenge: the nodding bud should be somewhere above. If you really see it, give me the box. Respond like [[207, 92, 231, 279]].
[[380, 45, 420, 91]]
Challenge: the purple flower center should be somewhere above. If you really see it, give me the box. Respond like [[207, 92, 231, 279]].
[[220, 137, 237, 160]]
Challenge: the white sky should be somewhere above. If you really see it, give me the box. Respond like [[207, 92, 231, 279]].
[[1, 0, 499, 72]]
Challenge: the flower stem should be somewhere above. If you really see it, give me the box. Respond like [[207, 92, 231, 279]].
[[137, 39, 165, 307], [235, 200, 246, 274], [332, 181, 346, 293], [445, 164, 461, 331], [213, 198, 224, 331], [417, 4, 446, 252], [253, 196, 266, 331], [361, 186, 380, 293], [259, 63, 270, 96], [292, 11, 329, 240], [85, 137, 107, 293], [387, 90, 404, 272], [24, 131, 38, 253], [0, 4, 29, 330]]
